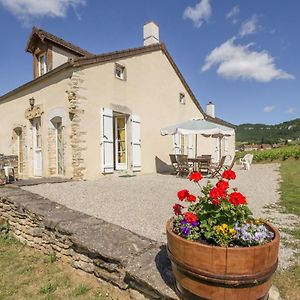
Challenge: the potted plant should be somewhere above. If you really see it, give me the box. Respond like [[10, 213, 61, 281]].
[[166, 170, 280, 300]]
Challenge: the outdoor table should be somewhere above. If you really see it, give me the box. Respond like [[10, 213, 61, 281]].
[[188, 157, 211, 174]]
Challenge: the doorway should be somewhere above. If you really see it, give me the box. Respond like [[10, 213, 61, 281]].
[[114, 115, 127, 170], [55, 120, 64, 175]]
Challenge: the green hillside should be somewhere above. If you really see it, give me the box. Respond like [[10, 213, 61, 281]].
[[236, 118, 300, 144]]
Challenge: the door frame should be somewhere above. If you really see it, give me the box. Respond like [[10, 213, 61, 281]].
[[32, 118, 42, 177]]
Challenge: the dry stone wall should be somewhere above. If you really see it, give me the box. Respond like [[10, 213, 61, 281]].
[[0, 186, 177, 300]]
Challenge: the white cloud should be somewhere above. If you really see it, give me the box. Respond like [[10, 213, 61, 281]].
[[183, 0, 211, 28], [287, 107, 295, 114], [202, 38, 295, 82], [0, 0, 86, 22], [239, 15, 258, 37], [263, 106, 275, 113], [226, 5, 239, 24]]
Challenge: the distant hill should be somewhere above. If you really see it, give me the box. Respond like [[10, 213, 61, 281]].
[[236, 118, 300, 144]]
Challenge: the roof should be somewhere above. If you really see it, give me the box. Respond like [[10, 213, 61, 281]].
[[3, 29, 235, 129], [204, 115, 235, 129], [26, 27, 93, 57]]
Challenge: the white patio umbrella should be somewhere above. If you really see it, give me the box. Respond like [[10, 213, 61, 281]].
[[160, 118, 235, 136]]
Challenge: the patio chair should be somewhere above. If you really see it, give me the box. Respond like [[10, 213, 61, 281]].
[[176, 154, 193, 177], [197, 155, 212, 175], [224, 154, 235, 170], [169, 154, 180, 175], [240, 154, 254, 170], [208, 155, 227, 178]]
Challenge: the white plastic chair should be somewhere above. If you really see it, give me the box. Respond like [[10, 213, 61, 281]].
[[240, 154, 253, 170]]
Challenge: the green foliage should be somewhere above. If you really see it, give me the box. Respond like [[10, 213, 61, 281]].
[[236, 146, 300, 162], [236, 118, 300, 144]]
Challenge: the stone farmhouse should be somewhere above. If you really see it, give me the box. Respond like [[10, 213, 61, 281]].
[[0, 22, 235, 180]]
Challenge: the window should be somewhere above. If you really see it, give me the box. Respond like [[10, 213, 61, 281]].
[[115, 63, 126, 80], [38, 52, 47, 76], [179, 93, 186, 105]]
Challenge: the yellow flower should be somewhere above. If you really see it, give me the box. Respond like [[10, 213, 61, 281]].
[[229, 228, 236, 236], [221, 224, 228, 232]]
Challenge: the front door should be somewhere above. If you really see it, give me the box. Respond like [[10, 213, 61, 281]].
[[114, 116, 127, 170], [32, 118, 42, 177]]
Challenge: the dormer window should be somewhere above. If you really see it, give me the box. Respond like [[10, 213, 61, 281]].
[[38, 52, 47, 76], [115, 63, 126, 80]]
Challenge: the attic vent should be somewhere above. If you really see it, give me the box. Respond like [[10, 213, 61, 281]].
[[115, 63, 126, 80], [179, 93, 186, 105]]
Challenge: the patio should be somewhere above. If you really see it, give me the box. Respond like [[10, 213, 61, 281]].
[[22, 164, 280, 243]]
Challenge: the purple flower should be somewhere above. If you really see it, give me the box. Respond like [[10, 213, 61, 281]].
[[191, 221, 199, 227], [180, 219, 188, 225], [181, 227, 190, 236]]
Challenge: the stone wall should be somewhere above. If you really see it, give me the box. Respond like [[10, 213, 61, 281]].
[[67, 71, 87, 180], [0, 187, 177, 300]]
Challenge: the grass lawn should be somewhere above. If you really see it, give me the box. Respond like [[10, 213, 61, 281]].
[[0, 232, 130, 300], [273, 160, 300, 300], [279, 159, 300, 215]]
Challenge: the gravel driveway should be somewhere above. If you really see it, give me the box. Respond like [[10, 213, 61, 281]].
[[23, 164, 280, 243]]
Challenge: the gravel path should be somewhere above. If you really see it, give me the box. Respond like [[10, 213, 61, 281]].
[[23, 164, 280, 243]]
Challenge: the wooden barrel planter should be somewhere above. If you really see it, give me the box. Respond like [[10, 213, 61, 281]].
[[166, 218, 280, 300]]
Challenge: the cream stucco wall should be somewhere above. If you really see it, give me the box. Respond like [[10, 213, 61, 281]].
[[52, 46, 76, 69], [0, 69, 73, 178]]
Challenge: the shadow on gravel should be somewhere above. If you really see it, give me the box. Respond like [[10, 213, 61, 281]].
[[155, 245, 176, 291]]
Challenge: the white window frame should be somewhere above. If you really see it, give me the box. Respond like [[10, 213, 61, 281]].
[[38, 52, 47, 76]]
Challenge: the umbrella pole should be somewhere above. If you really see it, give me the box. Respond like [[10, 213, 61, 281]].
[[195, 134, 197, 157]]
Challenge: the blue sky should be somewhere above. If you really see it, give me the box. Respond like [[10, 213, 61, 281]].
[[0, 0, 299, 125]]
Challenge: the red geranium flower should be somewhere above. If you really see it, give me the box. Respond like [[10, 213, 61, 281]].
[[187, 194, 197, 202], [229, 192, 247, 206], [177, 189, 189, 201], [216, 180, 229, 191], [209, 187, 227, 200], [173, 203, 184, 215], [222, 170, 236, 180], [184, 212, 198, 223], [211, 198, 220, 206], [188, 172, 203, 183]]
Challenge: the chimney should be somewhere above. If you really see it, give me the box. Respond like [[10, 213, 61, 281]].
[[143, 21, 159, 46], [206, 101, 215, 118]]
